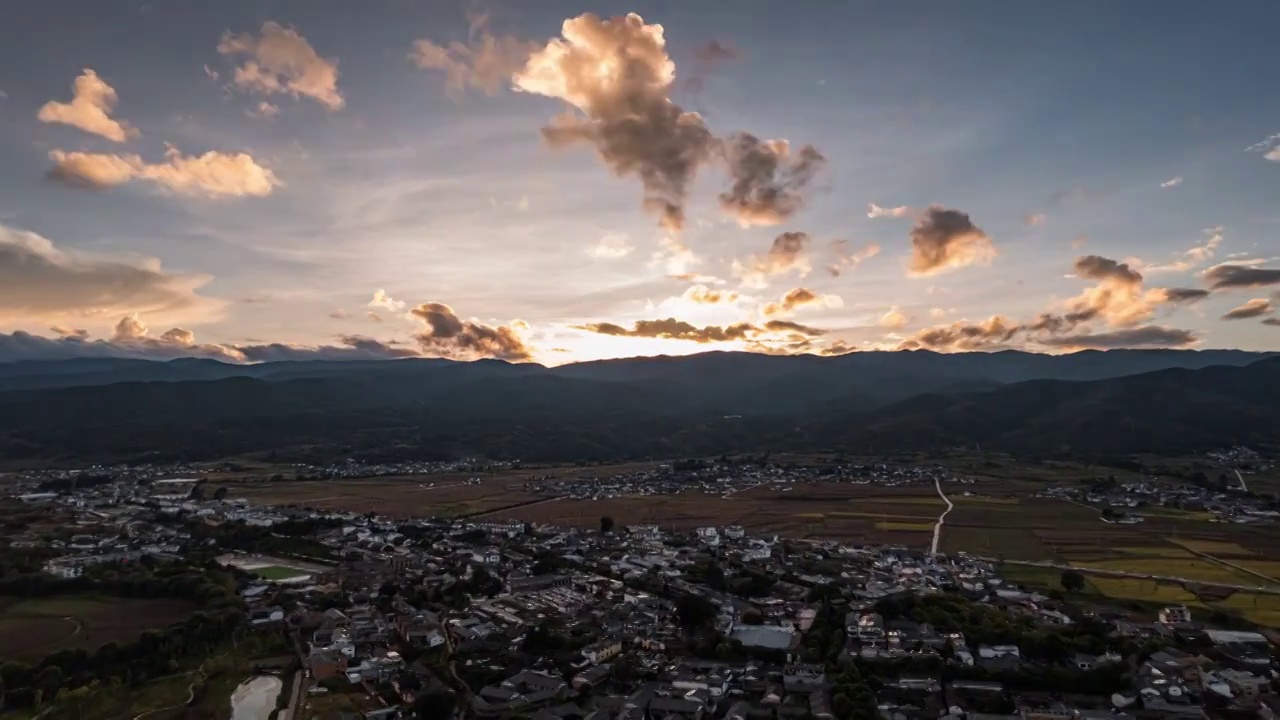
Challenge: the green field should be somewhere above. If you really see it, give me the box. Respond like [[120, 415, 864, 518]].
[[0, 596, 195, 662]]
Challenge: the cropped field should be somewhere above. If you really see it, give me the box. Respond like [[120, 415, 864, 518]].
[[0, 596, 196, 662], [253, 565, 311, 580]]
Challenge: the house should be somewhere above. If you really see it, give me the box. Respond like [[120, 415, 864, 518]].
[[1159, 605, 1194, 626], [783, 664, 826, 692], [580, 637, 623, 665]]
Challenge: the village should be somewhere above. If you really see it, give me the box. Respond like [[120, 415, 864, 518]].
[[3, 473, 1279, 720]]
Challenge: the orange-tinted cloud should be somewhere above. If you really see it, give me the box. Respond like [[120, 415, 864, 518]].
[[761, 287, 840, 317], [37, 69, 138, 142], [513, 13, 716, 231], [48, 148, 280, 198], [825, 239, 880, 277], [218, 21, 344, 110], [0, 225, 224, 325], [410, 13, 539, 98], [733, 231, 810, 288]]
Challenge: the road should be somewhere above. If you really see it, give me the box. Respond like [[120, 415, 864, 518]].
[[979, 557, 1280, 596], [1234, 468, 1248, 492], [930, 477, 954, 556]]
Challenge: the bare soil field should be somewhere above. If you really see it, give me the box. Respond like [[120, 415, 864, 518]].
[[0, 595, 196, 662]]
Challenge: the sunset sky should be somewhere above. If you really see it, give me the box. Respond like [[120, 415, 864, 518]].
[[2, 0, 1278, 364]]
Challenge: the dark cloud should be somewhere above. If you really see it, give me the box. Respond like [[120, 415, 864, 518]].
[[410, 302, 531, 361], [907, 206, 996, 276], [1074, 255, 1143, 285], [1036, 326, 1197, 350], [575, 318, 757, 343], [820, 341, 855, 356], [762, 319, 827, 336], [693, 40, 738, 62], [575, 315, 828, 344], [718, 133, 826, 227], [1203, 264, 1280, 289], [898, 316, 1022, 351], [762, 287, 838, 317], [1262, 318, 1280, 327], [1, 224, 223, 325], [825, 239, 880, 277], [1221, 298, 1273, 320], [1158, 288, 1210, 303]]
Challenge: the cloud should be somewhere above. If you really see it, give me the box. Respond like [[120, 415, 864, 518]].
[[513, 13, 820, 232], [112, 314, 148, 341], [409, 12, 540, 99], [51, 325, 88, 338], [1024, 213, 1047, 226], [1221, 298, 1273, 320], [693, 40, 738, 62], [867, 203, 910, 219], [37, 69, 138, 142], [47, 148, 280, 198], [1263, 318, 1280, 327], [328, 309, 350, 320], [1156, 287, 1210, 303], [1036, 326, 1197, 350], [0, 225, 224, 325], [586, 232, 634, 259], [879, 306, 910, 329], [898, 316, 1022, 351], [1065, 255, 1175, 328], [247, 101, 281, 119], [652, 235, 700, 275], [825, 239, 880, 277], [907, 206, 995, 276], [203, 64, 220, 81], [683, 285, 739, 305], [575, 316, 824, 344], [513, 13, 717, 231], [762, 319, 827, 336], [368, 289, 406, 313], [733, 231, 810, 288], [1160, 176, 1183, 188], [1073, 255, 1143, 285], [410, 302, 531, 361], [761, 287, 841, 317], [718, 133, 825, 227], [1203, 263, 1280, 290], [820, 340, 855, 356], [1142, 226, 1223, 274], [0, 320, 423, 363], [217, 21, 344, 110], [1071, 234, 1088, 249], [1245, 132, 1280, 161], [366, 311, 383, 323]]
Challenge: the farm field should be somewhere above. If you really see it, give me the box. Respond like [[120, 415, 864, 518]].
[[0, 596, 196, 662]]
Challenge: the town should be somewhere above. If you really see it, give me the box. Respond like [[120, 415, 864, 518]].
[[2, 471, 1277, 720]]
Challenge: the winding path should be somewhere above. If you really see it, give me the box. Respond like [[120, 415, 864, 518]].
[[930, 477, 954, 556], [1234, 469, 1249, 493]]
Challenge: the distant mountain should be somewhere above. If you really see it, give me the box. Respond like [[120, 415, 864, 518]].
[[0, 350, 1275, 462]]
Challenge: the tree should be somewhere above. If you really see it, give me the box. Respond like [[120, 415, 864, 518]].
[[412, 688, 456, 720], [1060, 569, 1086, 593], [739, 608, 764, 625], [600, 516, 615, 534]]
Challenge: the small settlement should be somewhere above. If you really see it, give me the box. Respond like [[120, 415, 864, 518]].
[[4, 469, 1279, 720]]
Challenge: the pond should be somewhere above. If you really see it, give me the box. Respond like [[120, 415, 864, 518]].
[[229, 675, 282, 720]]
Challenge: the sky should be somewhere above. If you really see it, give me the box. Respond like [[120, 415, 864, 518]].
[[1, 0, 1279, 365]]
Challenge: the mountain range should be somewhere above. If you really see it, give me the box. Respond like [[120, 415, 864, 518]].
[[0, 349, 1275, 463]]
